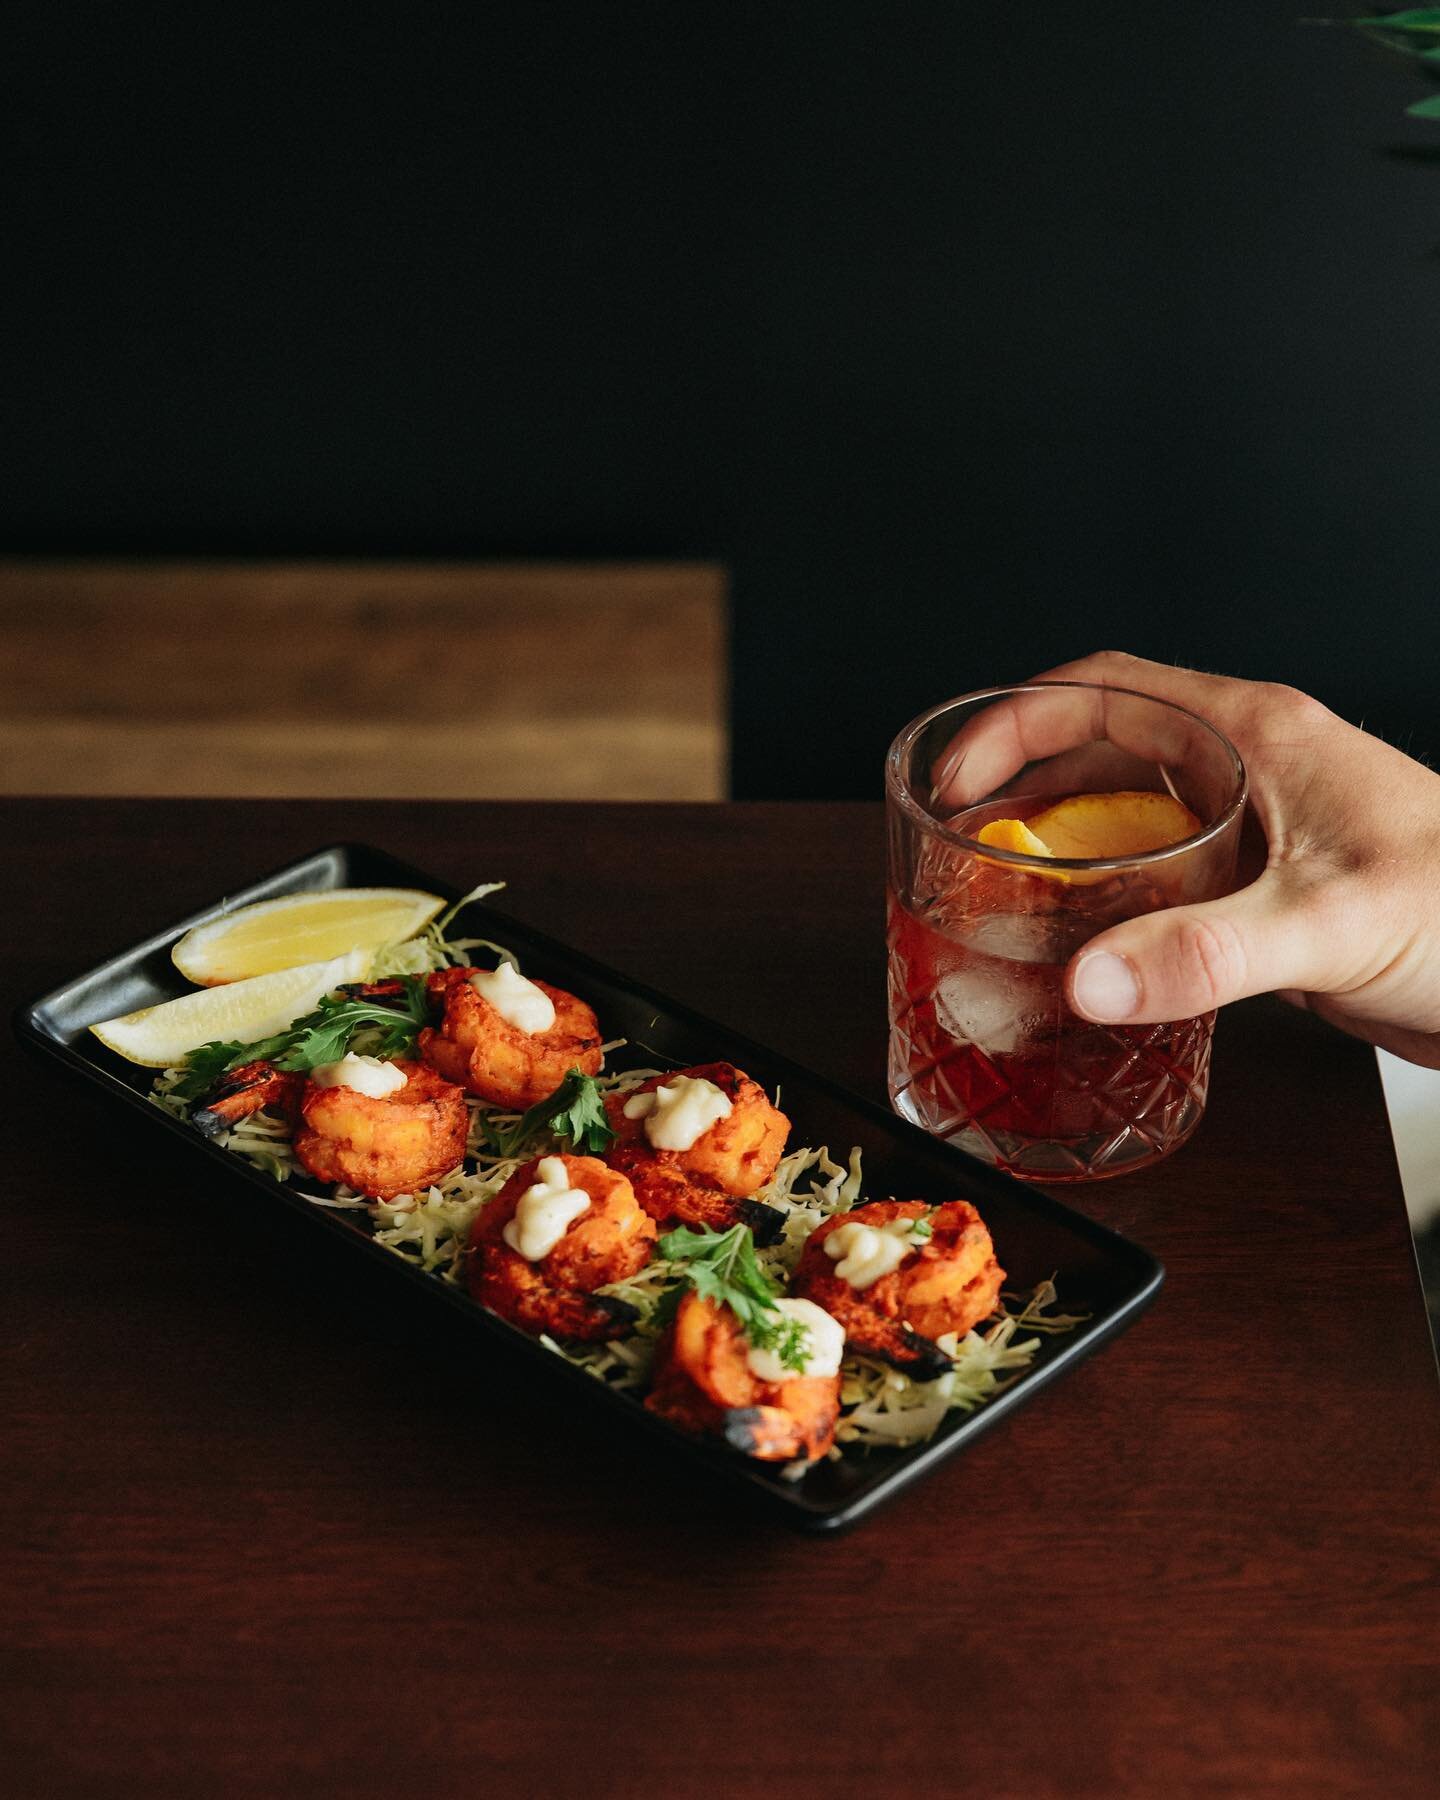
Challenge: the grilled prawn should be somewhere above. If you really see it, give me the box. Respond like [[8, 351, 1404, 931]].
[[468, 1152, 656, 1342], [603, 1063, 790, 1244], [645, 1290, 842, 1463], [294, 1059, 468, 1199], [192, 1055, 468, 1200], [790, 1199, 1004, 1377], [419, 965, 603, 1110]]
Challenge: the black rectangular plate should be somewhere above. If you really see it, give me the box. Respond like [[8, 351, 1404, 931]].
[[14, 842, 1163, 1532]]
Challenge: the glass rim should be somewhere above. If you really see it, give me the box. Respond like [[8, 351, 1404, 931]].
[[884, 680, 1249, 872]]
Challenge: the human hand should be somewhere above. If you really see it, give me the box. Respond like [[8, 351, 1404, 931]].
[[934, 651, 1440, 1070]]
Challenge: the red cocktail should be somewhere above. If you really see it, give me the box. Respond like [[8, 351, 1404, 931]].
[[885, 691, 1246, 1180]]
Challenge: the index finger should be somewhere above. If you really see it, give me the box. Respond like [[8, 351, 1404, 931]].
[[1020, 652, 1249, 723], [929, 668, 1221, 815]]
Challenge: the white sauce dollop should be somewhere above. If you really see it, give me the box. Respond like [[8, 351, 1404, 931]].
[[622, 1075, 732, 1152], [309, 1053, 407, 1099], [824, 1218, 923, 1289], [470, 963, 556, 1035], [502, 1156, 591, 1261], [747, 1299, 846, 1383]]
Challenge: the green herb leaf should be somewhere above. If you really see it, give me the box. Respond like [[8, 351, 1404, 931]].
[[179, 977, 432, 1098], [1406, 90, 1440, 113], [655, 1222, 812, 1373], [746, 1306, 813, 1372], [502, 1069, 617, 1157], [171, 1037, 259, 1100], [272, 981, 430, 1072]]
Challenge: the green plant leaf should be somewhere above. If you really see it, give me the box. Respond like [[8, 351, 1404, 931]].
[[1364, 8, 1440, 29], [1406, 91, 1440, 113]]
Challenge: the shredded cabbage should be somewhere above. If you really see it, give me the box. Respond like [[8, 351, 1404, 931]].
[[369, 881, 509, 978], [751, 1143, 865, 1280], [835, 1280, 1088, 1450]]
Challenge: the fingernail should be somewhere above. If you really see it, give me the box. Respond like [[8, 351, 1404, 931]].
[[1073, 952, 1140, 1021]]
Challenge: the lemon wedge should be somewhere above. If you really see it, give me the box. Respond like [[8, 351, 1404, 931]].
[[89, 949, 371, 1068], [171, 887, 445, 985]]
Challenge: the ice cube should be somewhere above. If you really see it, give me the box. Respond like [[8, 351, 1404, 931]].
[[961, 912, 1068, 965], [934, 969, 1031, 1057]]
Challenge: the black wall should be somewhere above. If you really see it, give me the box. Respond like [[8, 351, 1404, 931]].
[[5, 2, 1438, 795]]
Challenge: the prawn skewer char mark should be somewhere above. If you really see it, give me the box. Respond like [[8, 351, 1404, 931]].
[[468, 1153, 657, 1342], [603, 1062, 790, 1243], [645, 1291, 841, 1464], [192, 1059, 303, 1138], [335, 979, 422, 1002], [603, 1146, 788, 1247], [790, 1199, 1005, 1378], [419, 966, 603, 1110], [294, 1060, 469, 1201]]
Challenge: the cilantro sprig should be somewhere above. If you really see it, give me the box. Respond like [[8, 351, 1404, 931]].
[[655, 1222, 812, 1374], [173, 978, 432, 1101], [500, 1069, 616, 1157]]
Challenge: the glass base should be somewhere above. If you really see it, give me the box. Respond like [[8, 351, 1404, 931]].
[[891, 1085, 1207, 1180]]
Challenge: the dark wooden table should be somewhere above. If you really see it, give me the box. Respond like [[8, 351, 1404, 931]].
[[5, 799, 1437, 1799]]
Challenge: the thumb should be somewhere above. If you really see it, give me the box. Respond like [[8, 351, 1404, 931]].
[[1066, 876, 1321, 1025]]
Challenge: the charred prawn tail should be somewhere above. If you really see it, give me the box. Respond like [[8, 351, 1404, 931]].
[[838, 1308, 954, 1379], [532, 1288, 641, 1342], [593, 1293, 641, 1330], [737, 1199, 787, 1248], [891, 1326, 955, 1381], [720, 1396, 831, 1468], [722, 1405, 806, 1462], [336, 978, 411, 1001], [192, 1059, 302, 1139]]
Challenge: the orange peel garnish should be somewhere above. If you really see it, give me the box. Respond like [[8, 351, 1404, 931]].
[[1026, 790, 1202, 859], [973, 791, 1203, 883], [974, 816, 1070, 883], [975, 818, 1055, 857]]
